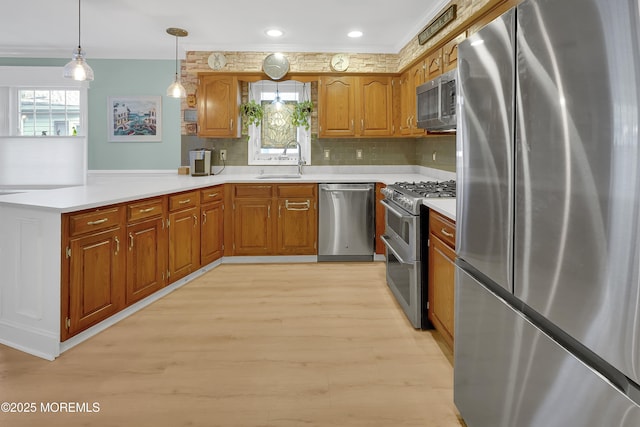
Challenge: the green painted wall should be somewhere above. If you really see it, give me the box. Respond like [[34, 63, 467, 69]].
[[0, 58, 181, 170]]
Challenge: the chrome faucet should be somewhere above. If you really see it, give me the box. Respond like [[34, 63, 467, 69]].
[[283, 140, 304, 175]]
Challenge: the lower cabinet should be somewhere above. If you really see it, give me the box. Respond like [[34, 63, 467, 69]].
[[200, 186, 225, 264], [168, 191, 200, 283], [231, 183, 317, 256], [125, 197, 167, 305], [428, 210, 456, 350], [276, 185, 317, 255], [63, 206, 126, 339]]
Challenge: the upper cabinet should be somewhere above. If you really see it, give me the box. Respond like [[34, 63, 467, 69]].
[[318, 75, 394, 138], [400, 61, 428, 136], [442, 33, 465, 73], [318, 76, 357, 137], [197, 75, 240, 138], [425, 32, 466, 82]]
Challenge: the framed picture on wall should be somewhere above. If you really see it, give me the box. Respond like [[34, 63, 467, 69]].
[[108, 96, 162, 142]]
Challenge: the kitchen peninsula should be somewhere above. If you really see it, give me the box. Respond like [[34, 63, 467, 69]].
[[0, 166, 454, 361]]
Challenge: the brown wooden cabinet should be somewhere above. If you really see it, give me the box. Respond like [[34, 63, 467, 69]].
[[231, 183, 317, 256], [275, 184, 317, 255], [232, 185, 275, 255], [442, 33, 465, 73], [125, 197, 167, 306], [359, 76, 394, 136], [318, 75, 394, 138], [197, 75, 240, 138], [62, 206, 126, 339], [428, 210, 456, 351], [318, 76, 357, 137], [399, 61, 427, 137], [200, 186, 225, 264], [168, 191, 200, 282]]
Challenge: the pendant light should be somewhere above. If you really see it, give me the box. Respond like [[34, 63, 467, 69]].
[[166, 27, 188, 98], [272, 82, 283, 109], [63, 0, 94, 81]]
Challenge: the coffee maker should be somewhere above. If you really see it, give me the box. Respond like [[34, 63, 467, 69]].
[[189, 149, 213, 176]]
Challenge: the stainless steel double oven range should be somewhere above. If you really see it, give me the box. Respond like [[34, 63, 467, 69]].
[[380, 181, 455, 328]]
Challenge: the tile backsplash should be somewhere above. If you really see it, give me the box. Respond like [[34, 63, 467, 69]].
[[181, 134, 456, 172]]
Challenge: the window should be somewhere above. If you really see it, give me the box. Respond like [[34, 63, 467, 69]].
[[247, 80, 311, 166], [18, 89, 81, 136]]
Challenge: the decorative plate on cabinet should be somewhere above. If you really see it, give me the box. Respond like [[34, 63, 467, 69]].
[[330, 53, 350, 72], [262, 53, 289, 80], [207, 52, 227, 70]]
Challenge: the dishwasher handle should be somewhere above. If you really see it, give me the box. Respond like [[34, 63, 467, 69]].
[[319, 185, 373, 192]]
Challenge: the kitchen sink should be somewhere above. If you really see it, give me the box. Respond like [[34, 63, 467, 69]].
[[255, 174, 302, 179]]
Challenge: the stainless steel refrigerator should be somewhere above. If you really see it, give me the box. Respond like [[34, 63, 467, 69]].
[[455, 0, 640, 425]]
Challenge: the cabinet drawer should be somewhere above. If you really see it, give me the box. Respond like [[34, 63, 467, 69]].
[[200, 186, 224, 203], [233, 184, 273, 198], [169, 191, 199, 212], [69, 206, 122, 236], [127, 198, 164, 222], [430, 210, 456, 249], [277, 184, 316, 198]]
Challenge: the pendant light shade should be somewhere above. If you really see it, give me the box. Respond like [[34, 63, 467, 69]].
[[63, 0, 94, 81], [166, 27, 188, 98]]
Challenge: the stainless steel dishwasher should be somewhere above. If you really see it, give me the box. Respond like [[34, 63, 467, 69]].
[[318, 183, 375, 262]]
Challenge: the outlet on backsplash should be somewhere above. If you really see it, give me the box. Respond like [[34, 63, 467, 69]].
[[356, 149, 363, 160], [220, 150, 227, 161], [324, 149, 330, 160]]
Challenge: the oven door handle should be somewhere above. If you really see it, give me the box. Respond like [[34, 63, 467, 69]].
[[381, 235, 413, 265], [380, 199, 413, 219]]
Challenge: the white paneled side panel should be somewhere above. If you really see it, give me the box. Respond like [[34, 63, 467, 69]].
[[15, 217, 43, 320], [0, 205, 61, 359]]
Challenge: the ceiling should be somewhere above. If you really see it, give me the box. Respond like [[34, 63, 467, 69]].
[[1, 0, 450, 60]]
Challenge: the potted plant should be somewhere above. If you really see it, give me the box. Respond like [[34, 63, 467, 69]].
[[239, 100, 263, 132], [291, 100, 313, 131]]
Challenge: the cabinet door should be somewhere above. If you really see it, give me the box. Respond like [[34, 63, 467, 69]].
[[233, 198, 273, 255], [359, 76, 394, 136], [197, 75, 239, 138], [68, 228, 124, 336], [442, 33, 466, 73], [319, 76, 356, 137], [126, 217, 166, 305], [399, 72, 413, 136], [168, 207, 200, 282], [428, 235, 456, 350], [410, 62, 427, 135], [276, 197, 317, 255], [201, 200, 224, 264], [425, 49, 443, 81]]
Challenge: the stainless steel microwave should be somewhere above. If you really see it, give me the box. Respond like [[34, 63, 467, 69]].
[[416, 68, 457, 132]]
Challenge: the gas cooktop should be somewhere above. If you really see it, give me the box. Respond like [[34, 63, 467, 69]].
[[382, 180, 456, 215], [392, 180, 456, 198]]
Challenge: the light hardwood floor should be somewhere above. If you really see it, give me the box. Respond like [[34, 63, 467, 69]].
[[0, 262, 464, 427]]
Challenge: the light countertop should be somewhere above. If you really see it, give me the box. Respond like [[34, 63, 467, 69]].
[[0, 166, 457, 220]]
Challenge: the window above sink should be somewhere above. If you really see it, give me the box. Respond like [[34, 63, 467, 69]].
[[247, 80, 311, 166]]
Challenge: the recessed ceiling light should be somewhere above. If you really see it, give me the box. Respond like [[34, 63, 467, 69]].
[[266, 29, 284, 37], [347, 30, 363, 38]]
